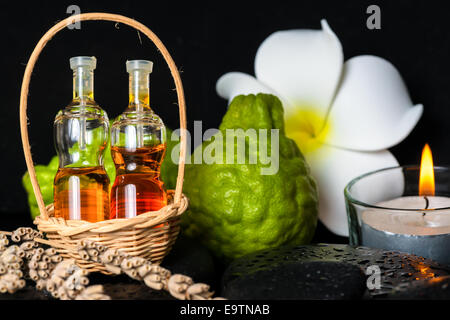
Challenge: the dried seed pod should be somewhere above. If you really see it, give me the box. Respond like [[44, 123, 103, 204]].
[[0, 243, 26, 294], [44, 260, 80, 299], [28, 243, 63, 291], [42, 259, 110, 300], [131, 257, 145, 268], [167, 274, 194, 300], [10, 228, 42, 243], [36, 279, 47, 291], [75, 285, 110, 300], [37, 269, 49, 279], [51, 261, 71, 279], [77, 249, 90, 261], [20, 241, 36, 252], [139, 264, 171, 290], [8, 262, 21, 271], [137, 264, 152, 278], [28, 268, 39, 281], [50, 255, 63, 263], [28, 260, 38, 270], [57, 285, 68, 300], [0, 234, 8, 252], [45, 248, 56, 256], [185, 283, 214, 300], [1, 245, 24, 263], [144, 277, 164, 290], [104, 264, 122, 275], [0, 268, 26, 294], [0, 265, 6, 275], [97, 248, 126, 273], [87, 249, 99, 258], [123, 268, 139, 279], [120, 258, 134, 270]]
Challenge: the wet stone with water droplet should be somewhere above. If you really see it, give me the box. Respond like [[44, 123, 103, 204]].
[[222, 244, 450, 299], [222, 261, 366, 299], [389, 275, 450, 299]]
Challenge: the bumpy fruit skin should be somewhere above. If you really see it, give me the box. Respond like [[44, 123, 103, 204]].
[[182, 93, 319, 261], [22, 160, 58, 219], [160, 128, 179, 191]]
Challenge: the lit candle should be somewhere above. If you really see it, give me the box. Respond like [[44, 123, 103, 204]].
[[361, 144, 450, 265]]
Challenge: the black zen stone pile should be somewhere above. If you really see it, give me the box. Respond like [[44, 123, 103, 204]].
[[221, 244, 450, 299]]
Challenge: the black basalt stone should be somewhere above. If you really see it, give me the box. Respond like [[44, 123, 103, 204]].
[[223, 261, 366, 300], [222, 243, 450, 299], [162, 235, 217, 289], [389, 275, 450, 299]]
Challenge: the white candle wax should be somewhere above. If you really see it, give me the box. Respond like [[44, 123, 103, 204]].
[[362, 196, 450, 236], [361, 196, 450, 265]]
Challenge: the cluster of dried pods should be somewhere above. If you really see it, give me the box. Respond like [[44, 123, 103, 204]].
[[0, 227, 224, 300], [0, 233, 26, 294], [77, 240, 223, 300], [0, 228, 109, 299]]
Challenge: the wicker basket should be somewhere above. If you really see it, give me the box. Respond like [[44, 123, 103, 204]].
[[19, 13, 188, 274]]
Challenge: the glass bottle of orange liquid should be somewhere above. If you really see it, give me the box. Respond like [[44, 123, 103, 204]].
[[110, 60, 167, 219], [53, 56, 110, 222]]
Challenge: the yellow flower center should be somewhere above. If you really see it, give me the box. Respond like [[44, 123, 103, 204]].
[[285, 107, 331, 155]]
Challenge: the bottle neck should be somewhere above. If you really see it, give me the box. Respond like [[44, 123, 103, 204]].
[[129, 70, 151, 111], [73, 67, 94, 101]]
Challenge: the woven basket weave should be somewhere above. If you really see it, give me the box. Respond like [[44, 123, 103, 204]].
[[20, 13, 188, 274]]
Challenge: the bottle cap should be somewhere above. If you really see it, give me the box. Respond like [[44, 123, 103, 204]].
[[126, 60, 153, 74], [70, 56, 97, 70]]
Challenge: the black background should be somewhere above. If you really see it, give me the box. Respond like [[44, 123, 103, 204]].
[[0, 0, 449, 240]]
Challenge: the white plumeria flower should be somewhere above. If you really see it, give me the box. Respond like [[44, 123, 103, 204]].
[[216, 20, 423, 237]]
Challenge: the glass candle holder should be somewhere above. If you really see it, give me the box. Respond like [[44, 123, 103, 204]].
[[345, 166, 450, 265]]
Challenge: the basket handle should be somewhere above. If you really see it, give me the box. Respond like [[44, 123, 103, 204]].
[[20, 13, 187, 220]]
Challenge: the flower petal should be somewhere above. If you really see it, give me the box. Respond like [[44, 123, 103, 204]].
[[323, 55, 423, 151], [254, 19, 343, 119], [305, 144, 399, 236], [216, 72, 279, 103]]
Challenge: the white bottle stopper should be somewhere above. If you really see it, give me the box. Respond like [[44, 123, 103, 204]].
[[126, 60, 153, 73], [70, 56, 97, 70]]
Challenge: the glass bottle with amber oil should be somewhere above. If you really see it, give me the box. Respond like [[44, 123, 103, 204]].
[[53, 56, 110, 222], [110, 60, 167, 219]]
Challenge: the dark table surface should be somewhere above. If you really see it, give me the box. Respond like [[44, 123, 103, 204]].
[[0, 210, 350, 300]]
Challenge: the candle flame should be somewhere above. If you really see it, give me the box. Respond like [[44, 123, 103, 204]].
[[419, 143, 435, 196]]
